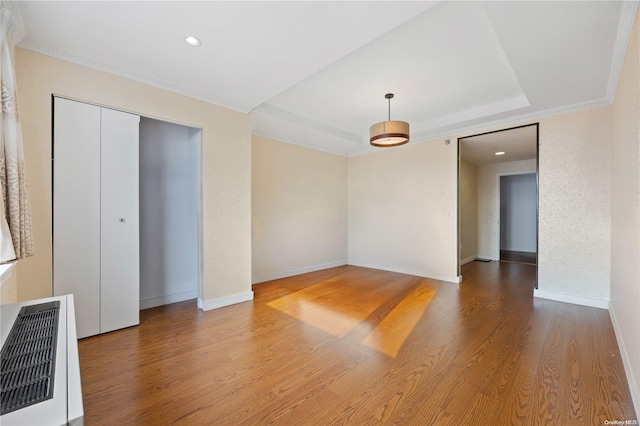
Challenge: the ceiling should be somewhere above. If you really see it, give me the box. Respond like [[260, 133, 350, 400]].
[[10, 1, 639, 156], [460, 124, 537, 166]]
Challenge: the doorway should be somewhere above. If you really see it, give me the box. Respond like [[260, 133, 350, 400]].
[[499, 173, 537, 266], [458, 123, 539, 286], [139, 117, 202, 309]]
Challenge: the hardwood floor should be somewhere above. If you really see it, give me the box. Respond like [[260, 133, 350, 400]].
[[500, 249, 537, 265], [78, 263, 636, 425]]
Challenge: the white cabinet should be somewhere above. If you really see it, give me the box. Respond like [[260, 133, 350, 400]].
[[53, 97, 140, 339]]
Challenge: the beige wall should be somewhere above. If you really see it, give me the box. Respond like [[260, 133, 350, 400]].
[[538, 106, 612, 301], [14, 49, 252, 305], [459, 159, 478, 263], [252, 136, 347, 282], [611, 7, 640, 410], [348, 139, 459, 282], [348, 104, 614, 295], [477, 159, 537, 260]]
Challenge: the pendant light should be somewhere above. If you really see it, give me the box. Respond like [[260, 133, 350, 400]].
[[369, 93, 410, 147]]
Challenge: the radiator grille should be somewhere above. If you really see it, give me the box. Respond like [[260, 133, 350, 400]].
[[1, 301, 60, 415]]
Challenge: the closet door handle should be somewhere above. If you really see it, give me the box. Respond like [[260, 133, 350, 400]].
[[119, 218, 126, 223]]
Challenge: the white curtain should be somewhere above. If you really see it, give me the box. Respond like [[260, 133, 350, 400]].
[[0, 3, 33, 263]]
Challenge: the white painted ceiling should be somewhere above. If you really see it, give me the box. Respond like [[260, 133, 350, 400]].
[[11, 1, 638, 156], [460, 125, 538, 166]]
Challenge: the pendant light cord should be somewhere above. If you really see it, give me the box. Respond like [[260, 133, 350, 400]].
[[385, 93, 394, 121]]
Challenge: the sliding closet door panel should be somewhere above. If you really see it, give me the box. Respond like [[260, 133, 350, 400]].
[[100, 108, 140, 333], [53, 97, 101, 339]]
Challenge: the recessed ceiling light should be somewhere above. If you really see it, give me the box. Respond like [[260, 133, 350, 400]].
[[495, 151, 505, 156], [184, 36, 201, 46]]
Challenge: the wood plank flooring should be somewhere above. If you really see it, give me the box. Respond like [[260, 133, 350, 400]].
[[500, 249, 537, 265], [78, 262, 636, 425]]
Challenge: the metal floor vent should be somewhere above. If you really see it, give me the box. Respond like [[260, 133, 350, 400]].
[[1, 301, 60, 415]]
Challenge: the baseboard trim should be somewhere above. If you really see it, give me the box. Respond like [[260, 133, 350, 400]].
[[533, 289, 609, 309], [477, 254, 498, 261], [348, 262, 460, 284], [609, 302, 640, 412], [460, 255, 477, 265], [198, 291, 254, 311], [140, 290, 198, 310], [252, 260, 347, 284]]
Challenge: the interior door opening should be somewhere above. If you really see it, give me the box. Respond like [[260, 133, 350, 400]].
[[139, 117, 202, 310], [457, 123, 539, 288], [499, 173, 537, 266]]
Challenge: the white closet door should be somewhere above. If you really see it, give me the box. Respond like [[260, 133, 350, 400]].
[[100, 108, 140, 333], [53, 98, 101, 339]]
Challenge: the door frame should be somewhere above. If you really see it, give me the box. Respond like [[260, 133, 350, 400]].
[[457, 122, 539, 288]]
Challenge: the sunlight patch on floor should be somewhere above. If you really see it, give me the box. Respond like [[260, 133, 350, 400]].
[[267, 281, 383, 338], [362, 283, 437, 357], [267, 280, 438, 357]]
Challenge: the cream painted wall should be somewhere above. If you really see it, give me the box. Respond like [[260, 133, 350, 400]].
[[538, 107, 612, 302], [477, 159, 537, 260], [346, 105, 612, 296], [348, 139, 459, 282], [459, 159, 478, 263], [611, 6, 640, 410], [252, 136, 347, 283], [14, 49, 252, 305]]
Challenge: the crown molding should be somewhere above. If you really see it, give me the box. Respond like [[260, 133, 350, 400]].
[[253, 104, 363, 144], [252, 129, 353, 157], [347, 96, 612, 157], [414, 97, 611, 143], [2, 1, 25, 43], [606, 1, 639, 102], [17, 36, 252, 114], [411, 95, 530, 134], [254, 94, 613, 158]]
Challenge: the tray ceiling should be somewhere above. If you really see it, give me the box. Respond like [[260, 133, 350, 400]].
[[11, 1, 638, 156]]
